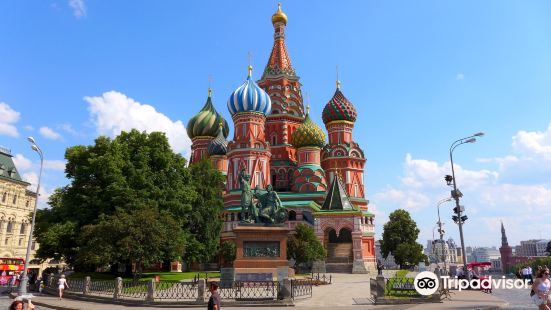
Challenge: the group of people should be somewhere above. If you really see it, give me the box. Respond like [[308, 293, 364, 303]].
[[521, 265, 534, 284], [8, 274, 68, 310]]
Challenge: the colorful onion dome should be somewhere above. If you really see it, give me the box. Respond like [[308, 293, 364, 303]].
[[272, 3, 288, 26], [208, 123, 228, 156], [187, 88, 229, 139], [291, 106, 326, 148], [227, 66, 272, 116], [322, 81, 357, 124]]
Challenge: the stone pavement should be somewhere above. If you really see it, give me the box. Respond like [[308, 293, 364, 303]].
[[11, 273, 511, 310]]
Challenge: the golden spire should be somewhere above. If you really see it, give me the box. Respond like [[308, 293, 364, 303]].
[[305, 93, 310, 115], [336, 65, 341, 90], [248, 52, 253, 77], [272, 2, 288, 25], [208, 75, 212, 97], [219, 121, 223, 129]]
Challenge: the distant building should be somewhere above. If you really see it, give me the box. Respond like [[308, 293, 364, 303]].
[[536, 240, 550, 257], [519, 240, 540, 256], [447, 238, 458, 263], [375, 240, 398, 269], [472, 247, 500, 262]]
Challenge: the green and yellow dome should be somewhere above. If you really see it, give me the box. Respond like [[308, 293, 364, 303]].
[[291, 108, 326, 148], [187, 88, 229, 139]]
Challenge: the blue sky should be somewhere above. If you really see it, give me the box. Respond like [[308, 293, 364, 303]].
[[1, 0, 551, 248]]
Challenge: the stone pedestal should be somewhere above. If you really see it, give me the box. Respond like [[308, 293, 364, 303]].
[[233, 225, 292, 278]]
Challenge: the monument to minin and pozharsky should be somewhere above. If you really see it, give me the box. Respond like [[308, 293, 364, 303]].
[[186, 4, 376, 276]]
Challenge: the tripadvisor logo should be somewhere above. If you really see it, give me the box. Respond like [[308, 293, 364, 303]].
[[414, 271, 439, 295]]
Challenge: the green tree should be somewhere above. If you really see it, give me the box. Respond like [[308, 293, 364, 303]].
[[219, 240, 237, 267], [185, 160, 225, 264], [35, 130, 196, 268], [380, 209, 426, 269], [287, 223, 326, 269], [76, 207, 186, 276]]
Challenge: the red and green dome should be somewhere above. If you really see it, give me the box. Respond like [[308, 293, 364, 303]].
[[322, 86, 357, 124], [291, 111, 326, 148], [187, 90, 229, 139]]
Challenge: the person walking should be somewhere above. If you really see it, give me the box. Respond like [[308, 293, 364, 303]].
[[531, 266, 551, 310], [207, 282, 221, 310], [57, 274, 69, 300]]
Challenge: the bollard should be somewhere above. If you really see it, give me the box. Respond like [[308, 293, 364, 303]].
[[146, 279, 155, 302], [114, 277, 123, 300], [376, 275, 385, 297], [83, 276, 91, 295], [196, 279, 206, 303]]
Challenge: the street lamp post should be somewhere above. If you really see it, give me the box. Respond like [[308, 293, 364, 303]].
[[18, 137, 43, 297], [437, 197, 452, 274], [448, 132, 484, 267]]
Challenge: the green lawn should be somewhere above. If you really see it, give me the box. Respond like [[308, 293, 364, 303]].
[[68, 271, 221, 282]]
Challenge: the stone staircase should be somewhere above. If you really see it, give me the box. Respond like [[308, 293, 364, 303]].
[[326, 243, 353, 273]]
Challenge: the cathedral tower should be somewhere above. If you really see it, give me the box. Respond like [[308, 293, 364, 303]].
[[187, 88, 229, 164], [258, 3, 305, 191], [226, 66, 272, 191], [499, 221, 513, 273]]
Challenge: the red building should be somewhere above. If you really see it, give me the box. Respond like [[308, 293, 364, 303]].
[[187, 4, 376, 274]]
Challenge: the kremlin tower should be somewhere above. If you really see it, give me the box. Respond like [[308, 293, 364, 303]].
[[187, 4, 376, 275]]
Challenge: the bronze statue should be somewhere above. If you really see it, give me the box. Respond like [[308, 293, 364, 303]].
[[239, 169, 258, 223], [239, 169, 287, 225]]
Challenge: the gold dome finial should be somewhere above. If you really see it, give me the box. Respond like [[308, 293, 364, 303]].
[[248, 52, 253, 77], [219, 121, 223, 128], [336, 65, 341, 90], [272, 2, 288, 25], [208, 87, 212, 97]]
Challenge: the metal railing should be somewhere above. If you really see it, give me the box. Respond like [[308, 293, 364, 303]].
[[89, 280, 116, 296], [291, 279, 312, 299], [120, 281, 148, 300], [154, 281, 197, 301], [65, 278, 85, 293], [207, 281, 279, 300]]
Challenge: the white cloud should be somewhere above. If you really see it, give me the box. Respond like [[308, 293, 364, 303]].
[[0, 102, 20, 137], [24, 125, 34, 131], [39, 126, 63, 140], [68, 0, 86, 18], [12, 154, 32, 171], [44, 160, 66, 171], [456, 73, 464, 80], [59, 123, 84, 137], [402, 153, 497, 190], [22, 172, 38, 191], [512, 124, 551, 159], [373, 187, 431, 211], [85, 91, 191, 156]]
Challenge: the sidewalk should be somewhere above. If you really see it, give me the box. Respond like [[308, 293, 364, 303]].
[[24, 291, 509, 310]]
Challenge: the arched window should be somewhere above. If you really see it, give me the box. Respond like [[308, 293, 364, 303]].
[[12, 195, 17, 205], [6, 222, 12, 233], [231, 213, 235, 222], [19, 223, 25, 234], [1, 193, 6, 203], [272, 135, 277, 146], [288, 210, 297, 221]]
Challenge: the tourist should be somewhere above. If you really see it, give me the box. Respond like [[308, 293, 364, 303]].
[[58, 274, 69, 300], [207, 282, 221, 310], [531, 266, 551, 309], [523, 266, 531, 282], [9, 300, 35, 310]]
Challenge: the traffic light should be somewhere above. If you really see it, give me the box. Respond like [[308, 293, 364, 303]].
[[453, 205, 465, 214], [445, 175, 453, 186], [451, 189, 463, 199], [461, 215, 468, 222], [452, 215, 459, 223]]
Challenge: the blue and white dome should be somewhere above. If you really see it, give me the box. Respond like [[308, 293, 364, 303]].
[[227, 66, 271, 116]]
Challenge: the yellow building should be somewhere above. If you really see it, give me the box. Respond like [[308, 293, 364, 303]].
[[0, 146, 39, 267]]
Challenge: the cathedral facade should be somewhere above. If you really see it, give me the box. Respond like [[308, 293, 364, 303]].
[[187, 4, 376, 274]]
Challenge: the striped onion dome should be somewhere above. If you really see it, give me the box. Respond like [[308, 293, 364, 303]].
[[207, 123, 228, 156], [291, 107, 326, 148], [227, 66, 271, 116], [187, 89, 230, 139], [322, 81, 357, 124]]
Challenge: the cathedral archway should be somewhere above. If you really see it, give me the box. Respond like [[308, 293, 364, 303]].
[[324, 227, 353, 265]]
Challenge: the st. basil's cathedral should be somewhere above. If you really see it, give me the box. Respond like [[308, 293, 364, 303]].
[[186, 4, 376, 274]]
